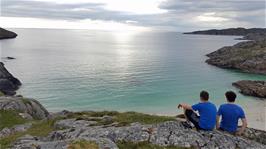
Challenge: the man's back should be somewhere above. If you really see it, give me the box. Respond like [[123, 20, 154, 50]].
[[192, 102, 217, 130], [218, 103, 245, 132]]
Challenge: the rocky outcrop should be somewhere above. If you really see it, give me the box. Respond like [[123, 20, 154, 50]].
[[0, 28, 17, 39], [0, 62, 22, 95], [0, 123, 32, 138], [11, 119, 266, 149], [233, 80, 266, 98], [206, 39, 266, 74], [0, 96, 50, 119]]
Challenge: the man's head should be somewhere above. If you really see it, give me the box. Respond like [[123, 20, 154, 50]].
[[225, 91, 237, 102], [200, 90, 209, 101]]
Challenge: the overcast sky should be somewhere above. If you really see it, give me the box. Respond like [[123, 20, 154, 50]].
[[1, 0, 265, 31]]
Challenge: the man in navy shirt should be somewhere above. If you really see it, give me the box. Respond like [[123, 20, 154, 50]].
[[216, 91, 247, 135], [178, 91, 217, 130]]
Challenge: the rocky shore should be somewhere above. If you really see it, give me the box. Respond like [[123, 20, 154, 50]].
[[0, 28, 21, 95], [185, 28, 266, 98], [0, 62, 21, 95], [233, 80, 266, 98], [0, 28, 17, 40], [0, 97, 265, 149], [206, 39, 266, 74]]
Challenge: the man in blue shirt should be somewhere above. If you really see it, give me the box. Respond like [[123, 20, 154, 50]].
[[216, 91, 247, 135], [178, 91, 217, 130]]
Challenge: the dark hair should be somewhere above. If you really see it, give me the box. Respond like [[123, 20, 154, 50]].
[[225, 91, 237, 102], [200, 91, 209, 101]]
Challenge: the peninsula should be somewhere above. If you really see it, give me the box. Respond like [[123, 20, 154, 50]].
[[185, 28, 266, 99]]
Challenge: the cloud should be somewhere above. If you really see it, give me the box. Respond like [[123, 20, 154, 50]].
[[1, 0, 265, 31]]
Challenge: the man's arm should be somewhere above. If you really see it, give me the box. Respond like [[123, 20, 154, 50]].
[[216, 115, 220, 130], [177, 103, 192, 110], [236, 118, 247, 135]]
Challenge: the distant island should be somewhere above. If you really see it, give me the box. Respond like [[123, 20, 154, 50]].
[[185, 28, 266, 99], [0, 28, 17, 39]]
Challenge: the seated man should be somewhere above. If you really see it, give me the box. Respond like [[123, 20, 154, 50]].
[[216, 91, 247, 135], [178, 91, 217, 130]]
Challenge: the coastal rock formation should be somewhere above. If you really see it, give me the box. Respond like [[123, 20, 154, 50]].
[[0, 62, 22, 95], [233, 80, 266, 98], [0, 28, 17, 39], [184, 28, 266, 37], [12, 118, 266, 149], [206, 39, 266, 74], [0, 96, 50, 119]]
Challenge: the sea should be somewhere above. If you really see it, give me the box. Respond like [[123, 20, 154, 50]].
[[1, 29, 265, 120]]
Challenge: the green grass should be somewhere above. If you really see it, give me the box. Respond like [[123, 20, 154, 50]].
[[0, 110, 28, 130], [0, 119, 57, 148], [67, 111, 175, 126], [67, 140, 99, 149], [117, 141, 192, 149], [0, 91, 5, 96]]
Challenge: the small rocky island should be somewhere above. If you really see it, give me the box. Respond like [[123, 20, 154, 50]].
[[0, 28, 17, 39], [185, 28, 266, 98]]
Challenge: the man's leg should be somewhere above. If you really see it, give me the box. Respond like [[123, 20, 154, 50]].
[[184, 109, 200, 130]]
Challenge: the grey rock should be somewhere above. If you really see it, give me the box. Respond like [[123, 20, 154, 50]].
[[16, 119, 265, 149], [0, 28, 17, 40], [54, 119, 97, 129], [233, 80, 266, 98], [0, 123, 32, 138], [0, 96, 50, 119], [0, 62, 21, 95]]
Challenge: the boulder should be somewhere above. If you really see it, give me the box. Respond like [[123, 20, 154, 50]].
[[0, 62, 21, 95], [233, 80, 266, 98], [0, 96, 50, 119]]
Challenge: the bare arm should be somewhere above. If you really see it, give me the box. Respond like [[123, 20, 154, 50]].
[[236, 118, 247, 135], [216, 115, 220, 130], [177, 103, 192, 110]]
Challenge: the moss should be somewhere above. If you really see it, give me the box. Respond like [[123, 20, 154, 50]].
[[0, 132, 24, 149], [114, 112, 175, 125], [67, 111, 175, 126], [117, 141, 192, 149], [21, 98, 32, 105], [67, 140, 99, 149], [0, 91, 5, 96], [0, 110, 28, 130], [0, 119, 57, 148]]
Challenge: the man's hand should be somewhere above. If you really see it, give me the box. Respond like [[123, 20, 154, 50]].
[[177, 104, 182, 109]]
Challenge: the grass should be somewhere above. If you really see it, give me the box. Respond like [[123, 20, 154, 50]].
[[67, 111, 175, 126], [0, 110, 176, 148], [0, 119, 56, 148], [67, 140, 99, 149], [0, 91, 5, 96], [0, 110, 28, 130], [117, 141, 192, 149]]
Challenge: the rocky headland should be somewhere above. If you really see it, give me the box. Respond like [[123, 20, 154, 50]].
[[185, 28, 266, 98], [0, 28, 21, 95], [0, 62, 21, 96], [0, 28, 17, 40], [0, 97, 265, 149]]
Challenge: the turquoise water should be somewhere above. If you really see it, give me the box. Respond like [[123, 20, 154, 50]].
[[1, 28, 266, 115]]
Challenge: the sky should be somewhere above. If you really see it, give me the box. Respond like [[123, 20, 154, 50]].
[[0, 0, 265, 31]]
